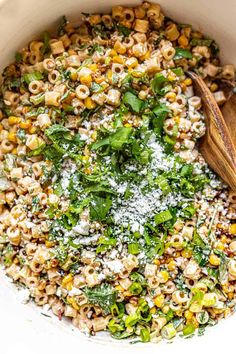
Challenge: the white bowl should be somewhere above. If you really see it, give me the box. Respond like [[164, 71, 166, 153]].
[[0, 0, 236, 353]]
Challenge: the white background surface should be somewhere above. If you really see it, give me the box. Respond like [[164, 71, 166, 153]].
[[0, 0, 236, 353]]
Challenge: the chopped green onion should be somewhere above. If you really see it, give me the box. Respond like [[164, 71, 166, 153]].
[[128, 243, 140, 255], [154, 210, 172, 225], [140, 328, 151, 342]]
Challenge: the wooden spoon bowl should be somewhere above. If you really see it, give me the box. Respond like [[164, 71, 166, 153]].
[[188, 71, 236, 190]]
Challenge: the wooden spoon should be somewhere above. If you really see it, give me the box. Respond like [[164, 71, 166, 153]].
[[187, 71, 236, 190]]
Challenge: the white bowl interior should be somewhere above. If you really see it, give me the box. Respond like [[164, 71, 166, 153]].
[[0, 0, 236, 352]]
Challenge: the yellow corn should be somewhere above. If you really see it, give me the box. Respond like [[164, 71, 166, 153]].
[[153, 259, 160, 266], [209, 254, 221, 266], [87, 63, 98, 72], [150, 307, 156, 314], [114, 41, 126, 54], [221, 235, 228, 243], [80, 74, 92, 86], [84, 167, 92, 175], [168, 260, 176, 271], [123, 291, 132, 297], [45, 240, 54, 248], [67, 296, 80, 310], [112, 55, 123, 64], [184, 78, 192, 86], [109, 49, 117, 57], [167, 73, 176, 82], [91, 131, 97, 141], [140, 51, 150, 61], [210, 83, 218, 92], [62, 274, 73, 288], [228, 292, 234, 300], [181, 249, 192, 258], [165, 92, 176, 102], [131, 70, 143, 78], [8, 132, 17, 143], [178, 34, 189, 47], [173, 115, 180, 124], [115, 285, 123, 292], [28, 126, 37, 134], [216, 242, 225, 251], [84, 97, 96, 109], [0, 124, 3, 132], [229, 224, 236, 234], [20, 120, 31, 129], [70, 70, 78, 81], [82, 155, 90, 162], [184, 310, 193, 320], [158, 270, 169, 283], [8, 116, 21, 125], [124, 123, 132, 128], [154, 294, 165, 307]]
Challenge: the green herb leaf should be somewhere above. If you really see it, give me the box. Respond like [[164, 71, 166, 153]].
[[41, 31, 51, 54], [174, 48, 193, 60], [90, 195, 112, 221], [84, 283, 117, 314], [92, 127, 133, 151], [15, 52, 22, 63], [140, 328, 150, 342], [122, 91, 144, 113], [151, 73, 171, 96], [190, 38, 213, 47], [23, 71, 43, 84], [154, 209, 172, 225], [152, 103, 170, 135]]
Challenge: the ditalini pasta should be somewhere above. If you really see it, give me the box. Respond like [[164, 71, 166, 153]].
[[0, 1, 236, 343]]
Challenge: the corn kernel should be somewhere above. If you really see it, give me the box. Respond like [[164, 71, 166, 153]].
[[181, 249, 192, 258], [28, 127, 37, 134], [178, 35, 189, 48], [158, 270, 169, 283], [12, 148, 17, 154], [70, 70, 78, 81], [20, 120, 31, 129], [216, 242, 225, 251], [84, 97, 96, 109], [109, 49, 117, 57], [153, 259, 160, 266], [173, 115, 180, 124], [91, 131, 97, 141], [221, 235, 228, 243], [168, 260, 176, 271], [150, 307, 156, 314], [210, 83, 218, 92], [0, 124, 3, 132], [115, 285, 123, 292], [184, 310, 193, 320], [228, 292, 234, 300], [184, 78, 192, 86], [8, 116, 21, 125], [62, 274, 73, 288], [84, 167, 92, 175], [165, 92, 176, 102], [94, 76, 104, 84], [8, 132, 17, 143], [229, 224, 236, 234], [80, 74, 92, 86], [114, 41, 126, 54], [140, 51, 150, 61], [209, 254, 221, 266], [82, 155, 90, 162], [66, 280, 73, 291], [123, 291, 132, 297], [112, 55, 124, 64], [88, 63, 98, 72], [167, 74, 176, 82], [45, 240, 54, 248], [154, 294, 165, 307], [67, 296, 80, 310]]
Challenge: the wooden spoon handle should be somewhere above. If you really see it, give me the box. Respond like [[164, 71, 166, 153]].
[[188, 71, 236, 190], [221, 93, 236, 147]]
